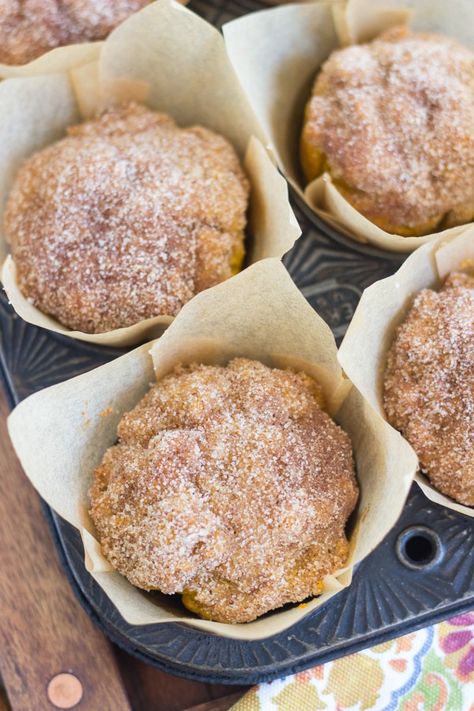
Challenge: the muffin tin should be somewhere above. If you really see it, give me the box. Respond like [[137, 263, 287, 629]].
[[1, 0, 473, 685]]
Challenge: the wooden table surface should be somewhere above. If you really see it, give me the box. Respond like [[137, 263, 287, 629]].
[[0, 387, 249, 711]]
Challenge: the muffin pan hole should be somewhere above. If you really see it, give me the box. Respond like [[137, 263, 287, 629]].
[[396, 526, 443, 570]]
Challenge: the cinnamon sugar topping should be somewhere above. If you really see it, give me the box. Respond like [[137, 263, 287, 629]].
[[384, 272, 474, 506], [4, 103, 249, 333], [0, 0, 150, 65], [301, 27, 474, 235], [89, 359, 358, 623]]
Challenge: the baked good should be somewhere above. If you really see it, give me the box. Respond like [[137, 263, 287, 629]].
[[384, 272, 474, 505], [89, 358, 358, 623], [0, 0, 150, 65], [4, 102, 249, 333], [301, 26, 474, 236]]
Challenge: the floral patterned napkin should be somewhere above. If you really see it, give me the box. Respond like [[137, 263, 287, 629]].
[[231, 614, 474, 710]]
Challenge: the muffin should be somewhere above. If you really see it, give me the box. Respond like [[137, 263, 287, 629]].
[[4, 102, 249, 333], [0, 0, 151, 65], [301, 26, 474, 236], [384, 272, 474, 506], [89, 358, 359, 623]]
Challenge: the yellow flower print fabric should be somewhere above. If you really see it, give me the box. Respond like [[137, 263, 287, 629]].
[[232, 615, 474, 711]]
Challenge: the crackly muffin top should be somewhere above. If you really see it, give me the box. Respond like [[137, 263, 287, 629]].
[[384, 272, 474, 505], [5, 102, 249, 333], [0, 0, 150, 65], [89, 358, 358, 623], [301, 26, 474, 235]]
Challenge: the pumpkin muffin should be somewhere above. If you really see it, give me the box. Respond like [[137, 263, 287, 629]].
[[301, 26, 474, 236], [89, 358, 359, 623], [4, 102, 249, 333], [0, 0, 150, 65], [384, 272, 474, 505]]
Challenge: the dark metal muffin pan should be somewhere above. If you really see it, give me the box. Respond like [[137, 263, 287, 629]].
[[0, 0, 473, 685]]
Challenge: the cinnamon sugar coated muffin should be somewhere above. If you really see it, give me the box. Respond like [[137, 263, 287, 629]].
[[4, 103, 249, 333], [89, 359, 358, 623], [301, 27, 474, 236], [0, 0, 150, 65], [384, 273, 474, 506]]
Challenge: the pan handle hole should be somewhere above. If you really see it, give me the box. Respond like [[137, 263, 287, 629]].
[[396, 526, 442, 570]]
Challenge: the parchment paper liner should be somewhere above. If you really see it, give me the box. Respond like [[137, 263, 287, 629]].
[[339, 228, 474, 518], [223, 0, 474, 253], [0, 0, 298, 347], [8, 258, 417, 640]]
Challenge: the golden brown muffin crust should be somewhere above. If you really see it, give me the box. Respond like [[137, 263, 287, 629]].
[[89, 359, 358, 623], [301, 27, 474, 235], [4, 102, 249, 333], [384, 272, 474, 505], [0, 0, 150, 65]]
